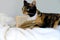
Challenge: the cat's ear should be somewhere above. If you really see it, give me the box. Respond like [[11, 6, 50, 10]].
[[24, 0, 29, 6], [32, 0, 36, 6]]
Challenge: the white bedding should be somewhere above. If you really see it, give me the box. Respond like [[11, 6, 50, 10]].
[[0, 24, 60, 40]]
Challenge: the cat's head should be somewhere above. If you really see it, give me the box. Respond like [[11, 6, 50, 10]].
[[22, 0, 37, 17]]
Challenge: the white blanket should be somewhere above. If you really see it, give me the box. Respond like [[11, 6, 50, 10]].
[[0, 24, 60, 40]]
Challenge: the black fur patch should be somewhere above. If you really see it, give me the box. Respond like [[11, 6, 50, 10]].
[[27, 6, 36, 17]]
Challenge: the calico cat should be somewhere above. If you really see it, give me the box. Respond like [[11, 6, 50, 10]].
[[20, 0, 60, 28]]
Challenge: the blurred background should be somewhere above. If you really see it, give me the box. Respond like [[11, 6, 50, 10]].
[[0, 0, 60, 17]]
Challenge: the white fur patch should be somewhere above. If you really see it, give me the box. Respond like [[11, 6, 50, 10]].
[[27, 13, 37, 21]]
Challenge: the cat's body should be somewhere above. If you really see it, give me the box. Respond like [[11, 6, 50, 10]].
[[20, 0, 60, 28]]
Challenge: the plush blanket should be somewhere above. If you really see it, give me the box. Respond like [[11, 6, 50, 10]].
[[0, 24, 60, 40]]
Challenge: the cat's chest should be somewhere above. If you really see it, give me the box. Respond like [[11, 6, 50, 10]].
[[27, 13, 37, 20]]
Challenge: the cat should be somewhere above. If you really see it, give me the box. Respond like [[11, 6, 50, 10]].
[[20, 0, 60, 29]]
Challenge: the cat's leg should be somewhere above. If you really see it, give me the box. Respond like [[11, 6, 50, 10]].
[[53, 20, 60, 28]]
